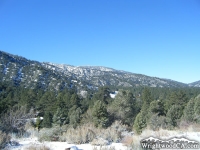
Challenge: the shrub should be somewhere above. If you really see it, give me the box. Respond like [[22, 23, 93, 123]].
[[0, 106, 34, 134], [0, 130, 10, 149], [149, 113, 168, 130], [61, 121, 128, 144], [38, 127, 61, 142], [62, 124, 96, 144]]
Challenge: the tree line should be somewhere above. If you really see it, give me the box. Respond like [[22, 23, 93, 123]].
[[1, 81, 200, 134]]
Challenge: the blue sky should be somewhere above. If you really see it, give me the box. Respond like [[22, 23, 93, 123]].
[[0, 0, 200, 83]]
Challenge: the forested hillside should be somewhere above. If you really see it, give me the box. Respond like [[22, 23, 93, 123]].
[[1, 80, 200, 134]]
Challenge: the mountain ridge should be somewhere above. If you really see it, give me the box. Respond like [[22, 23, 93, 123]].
[[1, 50, 200, 90]]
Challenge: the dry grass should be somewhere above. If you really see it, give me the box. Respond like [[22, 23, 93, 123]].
[[121, 136, 133, 146], [179, 122, 200, 132], [62, 124, 96, 144], [61, 121, 127, 144], [92, 146, 117, 150], [24, 144, 51, 150]]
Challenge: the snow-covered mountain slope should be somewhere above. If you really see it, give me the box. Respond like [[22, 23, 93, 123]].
[[189, 80, 200, 87], [0, 50, 198, 90], [0, 51, 79, 90], [42, 62, 188, 88]]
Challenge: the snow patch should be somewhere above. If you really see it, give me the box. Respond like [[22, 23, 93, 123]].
[[110, 91, 118, 98]]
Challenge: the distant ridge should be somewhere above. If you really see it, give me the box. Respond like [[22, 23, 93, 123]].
[[0, 50, 199, 91]]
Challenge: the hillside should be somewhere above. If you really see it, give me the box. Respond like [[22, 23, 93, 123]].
[[0, 50, 198, 91], [43, 62, 188, 88], [0, 51, 78, 90], [189, 80, 200, 87]]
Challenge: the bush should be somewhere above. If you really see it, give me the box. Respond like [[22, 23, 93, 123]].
[[61, 124, 96, 144], [61, 121, 128, 144], [0, 106, 34, 134], [149, 113, 168, 130], [0, 130, 10, 149], [38, 127, 61, 142]]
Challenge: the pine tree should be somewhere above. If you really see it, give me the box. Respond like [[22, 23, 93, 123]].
[[109, 90, 137, 126], [42, 112, 53, 128], [149, 100, 165, 116], [141, 87, 153, 110], [93, 87, 111, 104], [53, 107, 68, 127], [69, 107, 82, 128], [166, 105, 182, 127], [183, 98, 195, 122], [194, 95, 200, 123], [92, 100, 109, 128], [133, 111, 147, 134], [133, 87, 153, 133]]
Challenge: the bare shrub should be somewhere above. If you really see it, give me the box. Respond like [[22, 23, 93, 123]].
[[0, 130, 11, 149], [149, 113, 168, 130], [61, 121, 128, 144], [179, 120, 192, 131], [62, 124, 96, 144], [38, 127, 60, 142], [187, 123, 200, 132], [0, 106, 34, 134], [130, 135, 142, 150], [140, 127, 170, 139]]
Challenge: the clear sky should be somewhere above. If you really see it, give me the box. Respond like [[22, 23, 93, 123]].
[[0, 0, 200, 83]]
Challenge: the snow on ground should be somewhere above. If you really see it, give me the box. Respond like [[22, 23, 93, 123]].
[[5, 130, 200, 150], [6, 137, 128, 150], [110, 91, 118, 98]]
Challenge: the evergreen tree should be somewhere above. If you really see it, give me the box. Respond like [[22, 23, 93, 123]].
[[53, 107, 68, 127], [92, 100, 109, 128], [93, 87, 111, 104], [133, 111, 147, 134], [141, 87, 153, 110], [70, 93, 80, 107], [194, 95, 200, 123], [69, 107, 82, 128], [166, 90, 188, 111], [109, 90, 137, 126], [42, 112, 53, 128], [133, 87, 153, 133], [166, 105, 182, 127], [149, 100, 165, 116], [183, 98, 195, 122]]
